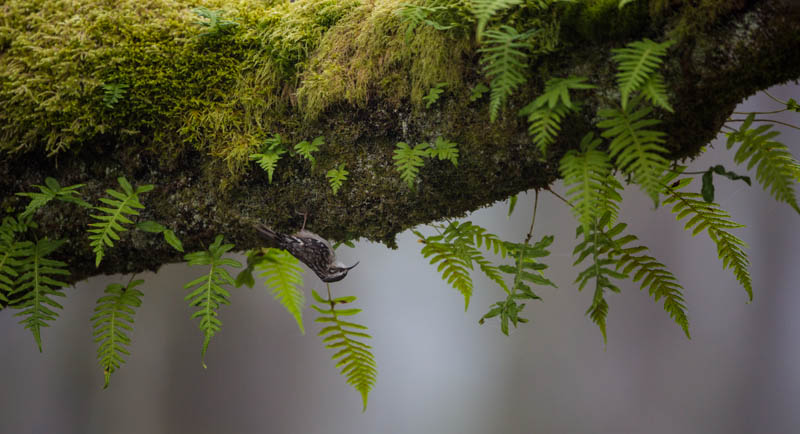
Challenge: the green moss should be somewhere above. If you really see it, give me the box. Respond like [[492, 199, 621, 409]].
[[560, 0, 650, 43]]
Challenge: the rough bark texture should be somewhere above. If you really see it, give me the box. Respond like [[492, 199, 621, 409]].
[[1, 0, 799, 284]]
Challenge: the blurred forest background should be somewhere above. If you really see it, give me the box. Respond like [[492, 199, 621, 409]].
[[1, 85, 798, 434]]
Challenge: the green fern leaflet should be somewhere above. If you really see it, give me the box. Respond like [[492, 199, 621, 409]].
[[479, 25, 536, 122], [295, 136, 324, 166], [250, 135, 287, 184], [611, 38, 674, 110], [326, 163, 349, 196], [87, 177, 153, 267], [91, 278, 144, 388], [470, 0, 522, 42], [0, 216, 32, 305], [559, 133, 615, 233], [16, 177, 90, 218], [422, 82, 448, 108], [257, 248, 306, 334], [725, 114, 800, 214], [183, 235, 242, 367], [663, 178, 752, 300], [393, 142, 429, 189], [9, 238, 70, 351], [312, 289, 377, 411], [427, 137, 459, 166]]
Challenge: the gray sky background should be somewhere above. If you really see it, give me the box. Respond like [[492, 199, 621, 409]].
[[1, 84, 799, 434]]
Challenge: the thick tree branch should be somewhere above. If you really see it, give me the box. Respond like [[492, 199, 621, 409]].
[[1, 0, 798, 284]]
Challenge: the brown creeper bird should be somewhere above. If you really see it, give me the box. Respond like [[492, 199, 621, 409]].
[[254, 223, 359, 283]]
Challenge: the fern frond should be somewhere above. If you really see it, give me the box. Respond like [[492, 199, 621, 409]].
[[519, 76, 594, 156], [469, 83, 489, 102], [597, 100, 669, 204], [312, 289, 377, 411], [295, 136, 324, 166], [9, 238, 70, 351], [136, 221, 184, 252], [102, 83, 128, 108], [726, 114, 800, 214], [0, 216, 32, 304], [393, 142, 429, 189], [559, 133, 615, 233], [250, 135, 287, 184], [640, 73, 673, 112], [663, 178, 752, 300], [17, 177, 91, 218], [87, 177, 153, 267], [608, 225, 690, 338], [91, 278, 144, 388], [422, 82, 448, 108], [183, 235, 242, 367], [427, 137, 459, 166], [192, 7, 239, 38], [479, 25, 536, 122], [573, 215, 627, 343], [414, 231, 474, 309], [326, 163, 349, 196], [611, 38, 674, 109], [257, 248, 305, 334], [470, 0, 522, 41]]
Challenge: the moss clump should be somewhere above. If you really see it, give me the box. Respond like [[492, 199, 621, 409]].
[[560, 0, 650, 43]]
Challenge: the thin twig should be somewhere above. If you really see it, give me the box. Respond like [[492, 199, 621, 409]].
[[726, 118, 800, 131]]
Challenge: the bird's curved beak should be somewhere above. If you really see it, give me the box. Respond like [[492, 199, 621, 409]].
[[346, 261, 360, 271]]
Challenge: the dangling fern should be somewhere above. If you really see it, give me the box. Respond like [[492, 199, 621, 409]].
[[87, 177, 153, 267], [470, 0, 522, 42], [312, 288, 377, 411], [427, 136, 459, 166], [607, 224, 690, 338], [597, 98, 669, 204], [480, 235, 556, 335], [413, 221, 508, 310], [256, 248, 306, 334], [393, 142, 429, 189], [250, 135, 286, 184], [16, 177, 90, 218], [662, 178, 752, 300], [725, 114, 800, 214], [183, 235, 242, 367], [611, 38, 674, 110], [640, 73, 673, 112], [9, 238, 70, 351], [326, 163, 349, 196], [295, 136, 324, 166], [573, 214, 627, 343], [479, 25, 536, 122], [519, 76, 595, 156], [91, 278, 144, 388], [0, 216, 32, 305], [559, 133, 615, 233]]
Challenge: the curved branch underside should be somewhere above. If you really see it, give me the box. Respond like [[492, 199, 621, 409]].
[[1, 0, 799, 284]]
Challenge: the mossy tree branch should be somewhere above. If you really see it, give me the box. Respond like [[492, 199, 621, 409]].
[[1, 0, 798, 284]]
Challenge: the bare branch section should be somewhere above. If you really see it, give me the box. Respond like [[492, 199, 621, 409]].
[[0, 0, 798, 284]]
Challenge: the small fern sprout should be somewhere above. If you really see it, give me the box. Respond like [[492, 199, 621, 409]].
[[393, 142, 430, 189], [422, 82, 448, 108], [183, 235, 242, 368], [87, 177, 153, 267], [16, 177, 91, 218], [250, 134, 286, 184], [136, 221, 184, 252], [102, 83, 128, 109], [427, 137, 459, 166], [326, 163, 349, 195], [192, 7, 239, 38], [295, 136, 324, 166]]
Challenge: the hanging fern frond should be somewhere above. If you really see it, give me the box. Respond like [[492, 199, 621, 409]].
[[87, 177, 153, 267], [725, 114, 800, 214], [256, 248, 306, 334], [519, 76, 594, 156], [9, 238, 70, 351], [295, 136, 324, 166], [250, 135, 286, 184], [573, 214, 627, 343], [427, 137, 459, 166], [91, 278, 144, 388], [16, 177, 91, 218], [611, 38, 674, 110], [470, 0, 523, 42], [597, 99, 669, 204], [326, 163, 349, 196], [481, 235, 556, 335], [479, 25, 536, 122], [393, 142, 430, 189], [559, 133, 615, 233], [312, 288, 377, 411], [663, 178, 752, 300], [640, 73, 673, 112], [183, 235, 242, 368], [607, 225, 690, 338], [0, 216, 32, 305]]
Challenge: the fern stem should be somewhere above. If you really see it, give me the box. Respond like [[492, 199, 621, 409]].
[[762, 90, 788, 105], [545, 186, 575, 209], [726, 118, 800, 131], [732, 109, 789, 115]]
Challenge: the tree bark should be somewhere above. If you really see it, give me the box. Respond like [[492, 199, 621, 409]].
[[1, 0, 799, 284]]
